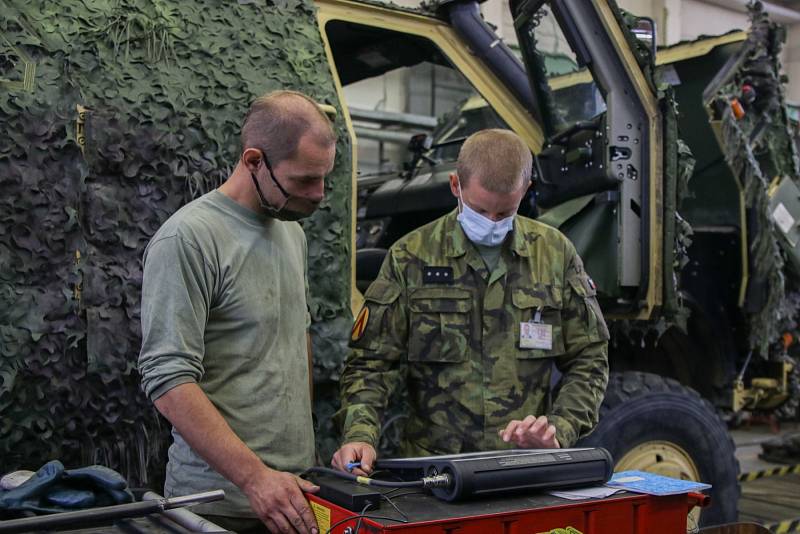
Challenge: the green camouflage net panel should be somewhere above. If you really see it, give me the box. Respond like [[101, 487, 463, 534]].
[[710, 3, 798, 355], [612, 2, 656, 92], [0, 0, 352, 485], [661, 86, 695, 331]]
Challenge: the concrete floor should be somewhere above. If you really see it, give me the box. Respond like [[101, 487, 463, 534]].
[[732, 421, 800, 474], [731, 422, 800, 528]]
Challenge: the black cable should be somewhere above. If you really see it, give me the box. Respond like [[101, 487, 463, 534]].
[[324, 512, 408, 534], [329, 490, 420, 532], [325, 512, 359, 534], [380, 485, 430, 499], [303, 466, 423, 488], [380, 493, 409, 522], [366, 469, 405, 481], [386, 490, 427, 500], [353, 502, 371, 534], [325, 514, 358, 534]]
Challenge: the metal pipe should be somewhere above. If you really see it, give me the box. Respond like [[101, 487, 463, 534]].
[[439, 0, 538, 118], [142, 491, 227, 532], [354, 126, 414, 145], [160, 490, 225, 510], [0, 490, 225, 534], [348, 107, 437, 129], [699, 0, 800, 24]]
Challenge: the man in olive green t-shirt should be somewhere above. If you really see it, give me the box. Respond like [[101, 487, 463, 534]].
[[138, 91, 335, 534]]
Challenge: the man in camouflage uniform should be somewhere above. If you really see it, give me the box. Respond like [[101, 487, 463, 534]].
[[332, 129, 609, 474]]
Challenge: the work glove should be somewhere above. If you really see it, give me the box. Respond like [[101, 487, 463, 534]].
[[0, 460, 134, 515]]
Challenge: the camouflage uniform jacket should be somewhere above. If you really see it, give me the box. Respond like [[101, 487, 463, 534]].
[[337, 210, 609, 455]]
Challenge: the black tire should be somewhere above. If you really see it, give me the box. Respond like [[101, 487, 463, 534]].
[[577, 371, 740, 527]]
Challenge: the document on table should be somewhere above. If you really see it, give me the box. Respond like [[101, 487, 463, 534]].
[[547, 486, 624, 500], [606, 470, 712, 496], [547, 469, 712, 500]]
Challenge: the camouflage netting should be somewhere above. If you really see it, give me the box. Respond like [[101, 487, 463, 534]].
[[0, 0, 352, 485], [710, 2, 799, 355], [613, 2, 656, 91], [661, 86, 695, 331]]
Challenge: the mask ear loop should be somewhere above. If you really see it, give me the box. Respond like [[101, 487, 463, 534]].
[[456, 176, 464, 214], [248, 150, 290, 217]]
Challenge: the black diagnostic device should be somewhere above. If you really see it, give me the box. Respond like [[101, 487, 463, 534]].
[[375, 448, 613, 502], [307, 473, 382, 512]]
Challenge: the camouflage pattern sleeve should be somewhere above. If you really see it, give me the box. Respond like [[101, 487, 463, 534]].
[[335, 252, 408, 448], [548, 243, 610, 448]]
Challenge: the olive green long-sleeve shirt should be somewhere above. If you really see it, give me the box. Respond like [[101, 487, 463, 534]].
[[337, 210, 609, 455], [138, 190, 314, 517]]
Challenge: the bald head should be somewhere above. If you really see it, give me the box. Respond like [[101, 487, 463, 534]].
[[241, 90, 336, 165], [456, 129, 532, 194]]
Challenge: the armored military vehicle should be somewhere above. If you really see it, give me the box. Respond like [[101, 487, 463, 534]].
[[2, 0, 797, 527], [348, 2, 800, 526]]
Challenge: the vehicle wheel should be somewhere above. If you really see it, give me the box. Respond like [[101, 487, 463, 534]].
[[577, 371, 740, 527]]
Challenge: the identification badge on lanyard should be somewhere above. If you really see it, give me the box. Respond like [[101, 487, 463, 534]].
[[520, 306, 553, 350]]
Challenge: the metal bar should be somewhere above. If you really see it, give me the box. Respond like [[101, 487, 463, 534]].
[[142, 491, 227, 532], [353, 126, 413, 145], [0, 501, 161, 533], [0, 490, 225, 534], [690, 225, 741, 234], [348, 107, 437, 129], [162, 490, 225, 510], [698, 0, 800, 24]]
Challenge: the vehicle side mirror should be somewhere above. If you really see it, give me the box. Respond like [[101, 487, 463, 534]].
[[408, 133, 433, 155], [631, 17, 656, 61], [403, 133, 436, 178]]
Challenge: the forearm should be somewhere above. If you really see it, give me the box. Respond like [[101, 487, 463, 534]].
[[555, 248, 610, 446], [339, 267, 407, 447], [336, 353, 405, 446], [550, 341, 609, 446], [337, 369, 385, 446], [154, 382, 268, 491]]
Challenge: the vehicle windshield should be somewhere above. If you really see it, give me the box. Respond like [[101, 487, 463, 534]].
[[430, 95, 510, 162], [516, 4, 606, 132]]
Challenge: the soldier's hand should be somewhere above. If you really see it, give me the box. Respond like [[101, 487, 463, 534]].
[[331, 442, 377, 476], [499, 415, 561, 449], [241, 466, 320, 534]]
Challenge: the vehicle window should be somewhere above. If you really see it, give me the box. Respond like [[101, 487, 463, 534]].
[[326, 20, 479, 178], [517, 6, 607, 131], [324, 19, 523, 268], [430, 96, 510, 162]]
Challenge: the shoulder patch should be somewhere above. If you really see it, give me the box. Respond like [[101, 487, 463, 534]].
[[351, 306, 370, 342]]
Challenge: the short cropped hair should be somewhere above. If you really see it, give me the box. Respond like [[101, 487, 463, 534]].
[[456, 129, 532, 193], [240, 90, 336, 165]]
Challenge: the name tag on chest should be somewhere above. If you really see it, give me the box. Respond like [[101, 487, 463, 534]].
[[520, 322, 553, 350]]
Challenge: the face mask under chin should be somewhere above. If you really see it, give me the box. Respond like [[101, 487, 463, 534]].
[[267, 205, 314, 221], [250, 170, 316, 221]]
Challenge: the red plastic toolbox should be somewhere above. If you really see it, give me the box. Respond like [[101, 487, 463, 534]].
[[307, 488, 709, 533]]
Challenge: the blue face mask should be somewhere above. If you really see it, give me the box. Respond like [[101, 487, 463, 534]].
[[456, 183, 514, 247]]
